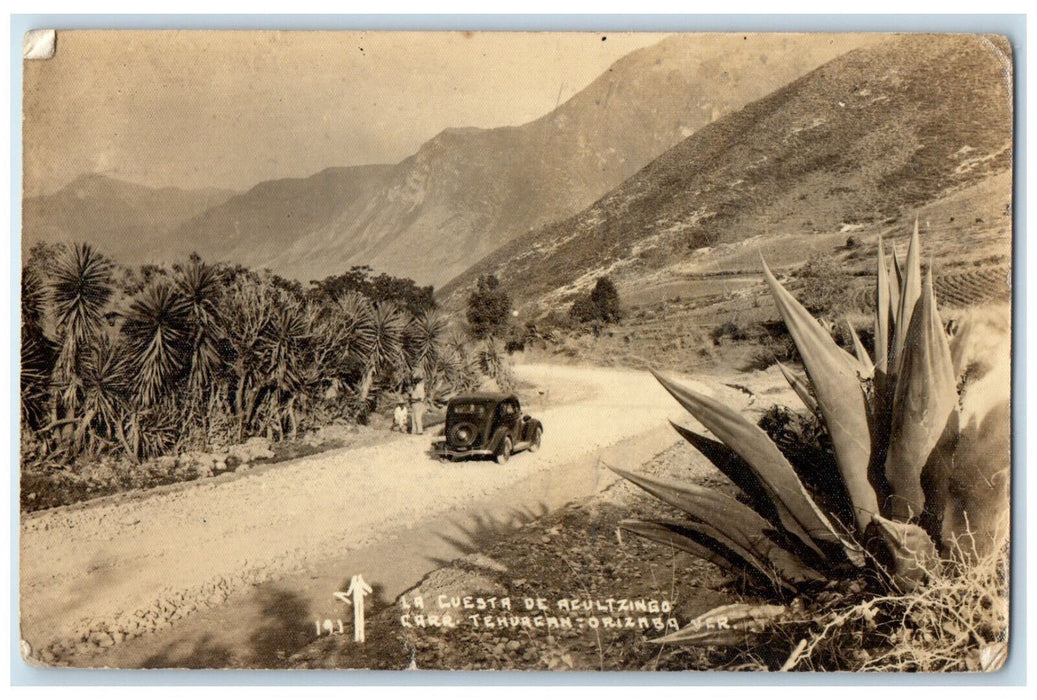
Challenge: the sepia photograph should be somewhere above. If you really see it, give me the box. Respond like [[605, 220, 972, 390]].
[[18, 28, 1013, 672]]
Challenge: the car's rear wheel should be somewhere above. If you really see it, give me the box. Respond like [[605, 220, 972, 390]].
[[528, 426, 543, 453], [449, 421, 478, 449], [496, 436, 513, 465]]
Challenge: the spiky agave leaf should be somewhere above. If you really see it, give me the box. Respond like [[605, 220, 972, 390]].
[[21, 266, 56, 429], [942, 306, 1011, 556], [762, 261, 878, 533], [846, 322, 874, 377], [260, 299, 309, 393], [874, 237, 892, 377], [650, 371, 862, 565], [78, 332, 131, 440], [619, 519, 771, 587], [650, 603, 788, 646], [668, 422, 776, 519], [776, 361, 818, 415], [884, 269, 959, 523], [611, 466, 824, 588], [891, 220, 923, 376]]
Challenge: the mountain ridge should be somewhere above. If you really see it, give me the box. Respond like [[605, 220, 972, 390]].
[[179, 33, 871, 285], [437, 34, 1013, 313]]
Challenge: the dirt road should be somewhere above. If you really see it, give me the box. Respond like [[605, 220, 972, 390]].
[[20, 363, 726, 666]]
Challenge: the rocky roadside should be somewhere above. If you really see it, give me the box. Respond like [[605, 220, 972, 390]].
[[287, 438, 763, 671]]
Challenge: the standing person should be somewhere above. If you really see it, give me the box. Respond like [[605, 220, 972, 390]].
[[408, 372, 426, 435]]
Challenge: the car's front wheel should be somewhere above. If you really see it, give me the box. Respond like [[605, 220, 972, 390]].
[[496, 436, 513, 465]]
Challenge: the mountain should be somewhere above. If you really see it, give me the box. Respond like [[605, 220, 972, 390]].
[[174, 33, 871, 286], [438, 34, 1013, 312], [166, 165, 396, 270], [22, 174, 236, 261]]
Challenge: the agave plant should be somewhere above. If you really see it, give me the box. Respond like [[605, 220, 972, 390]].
[[613, 223, 1010, 645]]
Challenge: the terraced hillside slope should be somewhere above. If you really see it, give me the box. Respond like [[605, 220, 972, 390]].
[[439, 34, 1013, 314]]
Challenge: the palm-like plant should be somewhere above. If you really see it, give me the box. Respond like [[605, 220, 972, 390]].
[[357, 301, 407, 406], [255, 295, 310, 438], [20, 266, 55, 430], [614, 224, 1010, 645], [333, 291, 376, 374], [121, 282, 192, 408], [49, 243, 115, 415], [76, 332, 132, 455], [405, 309, 448, 391], [174, 259, 225, 397]]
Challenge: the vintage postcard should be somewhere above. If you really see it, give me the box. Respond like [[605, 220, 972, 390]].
[[19, 30, 1012, 672]]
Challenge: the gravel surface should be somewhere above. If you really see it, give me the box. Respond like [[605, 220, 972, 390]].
[[20, 363, 718, 664]]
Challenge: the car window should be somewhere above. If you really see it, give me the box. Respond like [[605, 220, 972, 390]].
[[451, 403, 486, 418]]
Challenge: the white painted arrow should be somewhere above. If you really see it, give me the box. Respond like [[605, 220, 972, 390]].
[[335, 574, 374, 643]]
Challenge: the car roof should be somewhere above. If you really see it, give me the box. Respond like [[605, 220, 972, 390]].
[[448, 392, 518, 404]]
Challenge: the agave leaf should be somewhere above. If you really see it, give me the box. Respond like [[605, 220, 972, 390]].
[[891, 220, 923, 374], [761, 262, 879, 534], [846, 322, 874, 377], [650, 603, 787, 646], [943, 310, 1010, 556], [776, 361, 818, 415], [866, 514, 938, 592], [673, 518, 826, 588], [884, 269, 958, 522], [668, 421, 775, 517], [874, 237, 891, 376], [645, 373, 863, 564], [619, 519, 772, 586], [610, 466, 825, 587], [891, 244, 904, 296]]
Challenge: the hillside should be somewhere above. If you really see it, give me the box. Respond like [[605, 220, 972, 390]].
[[439, 34, 1013, 314], [174, 34, 870, 286], [169, 165, 396, 270], [22, 174, 235, 262]]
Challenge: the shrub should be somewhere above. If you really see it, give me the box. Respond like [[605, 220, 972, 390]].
[[590, 276, 622, 323], [568, 294, 598, 324]]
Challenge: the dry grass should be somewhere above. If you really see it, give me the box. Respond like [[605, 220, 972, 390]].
[[784, 534, 1009, 672]]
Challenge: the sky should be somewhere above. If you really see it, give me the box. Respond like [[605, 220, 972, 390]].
[[22, 30, 665, 197]]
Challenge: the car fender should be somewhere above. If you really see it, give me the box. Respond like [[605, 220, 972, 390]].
[[487, 426, 513, 453], [523, 418, 543, 442]]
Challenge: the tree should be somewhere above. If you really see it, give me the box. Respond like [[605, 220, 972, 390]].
[[568, 276, 622, 326], [48, 243, 115, 446], [590, 276, 622, 323], [466, 275, 511, 339], [568, 294, 598, 324]]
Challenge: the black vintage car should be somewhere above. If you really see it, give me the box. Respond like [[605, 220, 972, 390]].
[[432, 393, 543, 464]]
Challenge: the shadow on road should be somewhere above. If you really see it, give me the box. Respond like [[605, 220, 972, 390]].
[[427, 502, 550, 569], [140, 585, 313, 669]]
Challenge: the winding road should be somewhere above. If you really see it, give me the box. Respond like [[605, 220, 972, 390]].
[[20, 363, 733, 668]]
